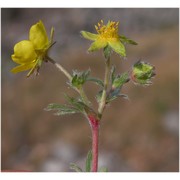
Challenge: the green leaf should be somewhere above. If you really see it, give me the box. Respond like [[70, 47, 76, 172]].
[[87, 77, 104, 87], [70, 163, 83, 172], [103, 45, 112, 59], [99, 167, 108, 172], [120, 35, 138, 45], [86, 150, 92, 172], [111, 65, 116, 84], [96, 90, 103, 103], [44, 103, 81, 116], [81, 31, 98, 41], [108, 40, 126, 57], [71, 69, 91, 88], [64, 95, 85, 112], [106, 88, 129, 103], [112, 72, 130, 89]]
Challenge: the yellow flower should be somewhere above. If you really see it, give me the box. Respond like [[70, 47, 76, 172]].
[[11, 20, 54, 77], [81, 20, 126, 57]]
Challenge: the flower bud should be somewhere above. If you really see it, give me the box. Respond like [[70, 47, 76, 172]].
[[131, 61, 155, 86]]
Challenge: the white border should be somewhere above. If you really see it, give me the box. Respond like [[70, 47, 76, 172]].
[[0, 0, 180, 8]]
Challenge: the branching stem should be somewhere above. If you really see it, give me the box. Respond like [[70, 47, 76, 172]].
[[98, 57, 111, 118], [48, 57, 90, 106]]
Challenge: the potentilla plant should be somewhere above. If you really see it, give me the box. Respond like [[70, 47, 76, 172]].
[[11, 20, 155, 172]]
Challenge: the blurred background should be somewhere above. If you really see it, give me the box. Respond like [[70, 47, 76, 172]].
[[1, 8, 179, 172]]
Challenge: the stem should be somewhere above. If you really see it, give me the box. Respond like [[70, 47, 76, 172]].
[[88, 115, 99, 172], [47, 57, 72, 81], [98, 57, 111, 118], [48, 57, 90, 106]]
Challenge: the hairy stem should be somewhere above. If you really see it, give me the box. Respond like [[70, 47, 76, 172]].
[[98, 57, 111, 118], [88, 115, 99, 172], [48, 57, 90, 106], [47, 57, 72, 81]]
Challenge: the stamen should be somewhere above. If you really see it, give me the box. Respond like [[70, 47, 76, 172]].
[[95, 20, 119, 39]]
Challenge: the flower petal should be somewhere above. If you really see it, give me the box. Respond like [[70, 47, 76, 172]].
[[11, 40, 37, 64], [81, 31, 98, 41], [108, 40, 126, 57], [29, 20, 49, 50], [11, 62, 36, 73], [88, 40, 108, 52]]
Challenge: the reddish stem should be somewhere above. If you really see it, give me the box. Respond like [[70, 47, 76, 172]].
[[88, 115, 99, 172]]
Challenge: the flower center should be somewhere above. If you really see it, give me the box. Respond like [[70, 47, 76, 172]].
[[95, 20, 119, 40]]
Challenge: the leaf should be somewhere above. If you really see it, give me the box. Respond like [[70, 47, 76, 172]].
[[86, 150, 92, 172], [118, 94, 129, 101], [99, 167, 108, 172], [96, 90, 103, 103], [70, 163, 83, 172], [71, 69, 91, 87], [111, 65, 116, 84], [64, 94, 85, 112], [120, 35, 138, 45], [87, 77, 104, 87], [106, 88, 129, 103], [44, 103, 81, 116], [112, 72, 130, 89]]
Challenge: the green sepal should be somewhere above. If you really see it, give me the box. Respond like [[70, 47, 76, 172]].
[[103, 45, 112, 59], [120, 35, 138, 45], [99, 167, 108, 172], [112, 72, 130, 89], [70, 163, 83, 172], [86, 77, 104, 87], [71, 69, 91, 88], [86, 150, 92, 172]]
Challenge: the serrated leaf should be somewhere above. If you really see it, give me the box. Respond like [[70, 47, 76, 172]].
[[86, 150, 92, 172], [118, 93, 129, 100], [64, 94, 85, 112], [111, 65, 116, 84], [99, 167, 108, 172], [87, 77, 104, 87], [120, 35, 138, 45], [112, 72, 130, 89], [106, 88, 121, 103], [96, 90, 103, 103], [70, 163, 83, 172], [106, 88, 129, 103], [44, 103, 65, 111], [71, 69, 91, 87], [45, 103, 81, 116]]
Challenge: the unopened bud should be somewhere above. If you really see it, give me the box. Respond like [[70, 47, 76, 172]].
[[131, 60, 155, 86]]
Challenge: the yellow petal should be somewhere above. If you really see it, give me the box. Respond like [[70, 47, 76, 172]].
[[11, 40, 37, 64], [81, 31, 98, 41], [29, 20, 49, 50], [11, 62, 36, 73], [108, 40, 126, 57], [88, 40, 108, 52]]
